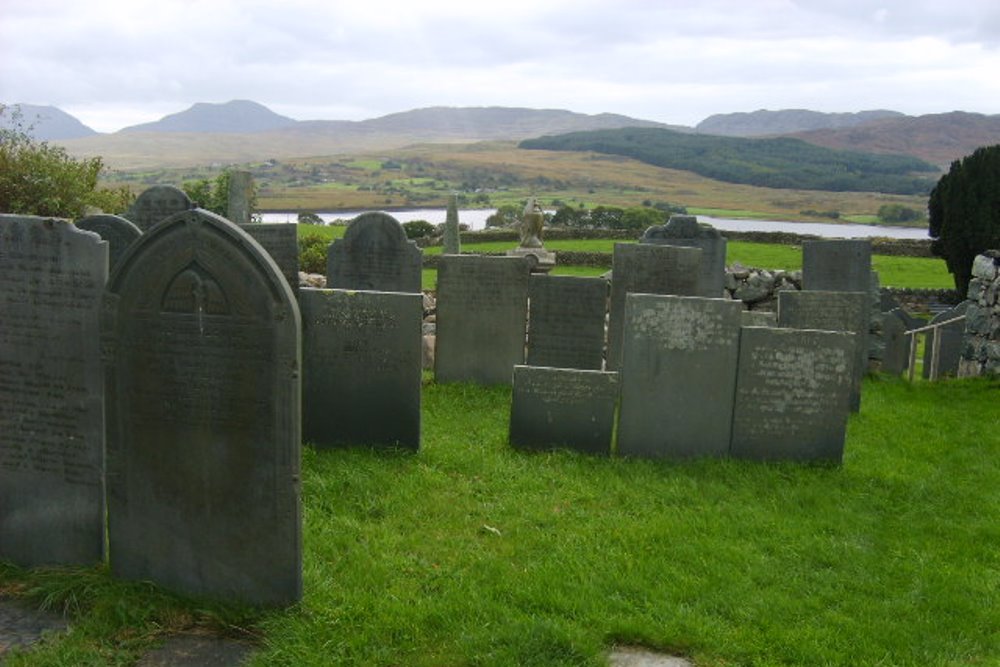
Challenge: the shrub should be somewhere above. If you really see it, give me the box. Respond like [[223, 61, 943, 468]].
[[403, 219, 436, 239], [299, 232, 328, 274]]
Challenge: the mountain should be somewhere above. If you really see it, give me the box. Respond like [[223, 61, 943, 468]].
[[120, 100, 297, 133], [1, 103, 98, 140], [789, 111, 1000, 166], [696, 109, 904, 137]]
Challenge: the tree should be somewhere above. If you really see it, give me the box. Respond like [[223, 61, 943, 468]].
[[402, 219, 435, 239], [485, 204, 521, 228], [0, 104, 128, 217], [928, 145, 1000, 293], [877, 203, 921, 224]]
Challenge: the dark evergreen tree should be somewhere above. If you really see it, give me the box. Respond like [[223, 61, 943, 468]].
[[928, 145, 1000, 294]]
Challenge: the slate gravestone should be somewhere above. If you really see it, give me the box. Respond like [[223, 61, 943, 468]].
[[0, 215, 107, 567], [227, 170, 254, 226], [76, 214, 141, 272], [300, 288, 422, 449], [617, 294, 743, 459], [880, 311, 909, 375], [777, 290, 868, 412], [741, 310, 776, 327], [730, 327, 855, 463], [640, 215, 727, 297], [889, 306, 924, 332], [326, 212, 422, 293], [526, 274, 607, 370], [435, 255, 529, 385], [606, 243, 703, 370], [880, 289, 902, 313], [124, 185, 194, 232], [104, 208, 301, 606], [443, 194, 461, 255], [922, 301, 970, 379], [802, 239, 872, 292], [239, 223, 299, 294], [509, 366, 618, 455]]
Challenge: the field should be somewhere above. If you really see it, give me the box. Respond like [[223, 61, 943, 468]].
[[2, 376, 997, 666]]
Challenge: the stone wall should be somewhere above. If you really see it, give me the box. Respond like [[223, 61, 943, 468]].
[[959, 251, 1000, 376]]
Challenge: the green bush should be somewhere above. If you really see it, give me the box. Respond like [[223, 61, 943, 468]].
[[299, 231, 328, 274], [877, 203, 921, 223], [402, 219, 436, 239]]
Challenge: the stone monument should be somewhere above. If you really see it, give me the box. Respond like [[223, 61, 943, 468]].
[[640, 214, 727, 297], [226, 170, 254, 226], [124, 185, 194, 232], [443, 194, 461, 255], [76, 213, 142, 272], [506, 198, 555, 272], [327, 212, 422, 293], [526, 274, 608, 370]]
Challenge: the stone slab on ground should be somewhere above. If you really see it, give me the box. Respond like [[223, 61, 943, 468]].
[[608, 646, 694, 666], [0, 597, 69, 659], [135, 633, 255, 667]]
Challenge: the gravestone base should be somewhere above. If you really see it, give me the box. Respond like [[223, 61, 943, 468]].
[[506, 247, 556, 273]]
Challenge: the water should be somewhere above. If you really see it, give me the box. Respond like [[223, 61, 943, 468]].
[[260, 209, 930, 240]]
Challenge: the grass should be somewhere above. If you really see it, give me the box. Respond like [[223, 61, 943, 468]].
[[1, 375, 997, 665]]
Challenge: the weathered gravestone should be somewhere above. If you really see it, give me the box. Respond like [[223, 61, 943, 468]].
[[300, 288, 421, 449], [76, 214, 141, 272], [0, 216, 107, 567], [226, 170, 254, 226], [777, 290, 868, 412], [104, 208, 301, 605], [443, 194, 460, 255], [509, 366, 618, 456], [326, 212, 421, 293], [617, 294, 743, 459], [239, 223, 299, 294], [880, 311, 909, 375], [435, 255, 529, 385], [922, 301, 970, 379], [730, 327, 855, 463], [124, 185, 194, 232], [802, 239, 872, 292], [741, 310, 777, 327], [526, 274, 607, 370], [606, 243, 703, 370], [640, 215, 727, 297]]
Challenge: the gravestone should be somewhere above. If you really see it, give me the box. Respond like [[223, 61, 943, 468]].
[[0, 215, 107, 567], [617, 294, 743, 459], [526, 274, 607, 370], [923, 301, 970, 379], [741, 310, 777, 327], [802, 239, 872, 292], [104, 208, 301, 605], [880, 311, 909, 375], [443, 194, 461, 255], [777, 290, 868, 412], [326, 212, 421, 293], [730, 327, 855, 463], [76, 214, 141, 272], [889, 306, 924, 332], [226, 170, 254, 226], [606, 243, 703, 370], [300, 288, 422, 449], [435, 255, 529, 385], [124, 185, 194, 232], [509, 366, 618, 455], [239, 223, 299, 294], [640, 215, 727, 297]]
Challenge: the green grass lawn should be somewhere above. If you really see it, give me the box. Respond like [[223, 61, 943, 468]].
[[2, 376, 997, 666]]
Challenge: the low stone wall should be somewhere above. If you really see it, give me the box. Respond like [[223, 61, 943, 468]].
[[959, 251, 1000, 376]]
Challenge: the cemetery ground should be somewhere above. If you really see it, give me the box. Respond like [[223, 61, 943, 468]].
[[1, 376, 997, 666]]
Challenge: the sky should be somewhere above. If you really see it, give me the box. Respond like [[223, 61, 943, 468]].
[[2, 0, 1000, 133]]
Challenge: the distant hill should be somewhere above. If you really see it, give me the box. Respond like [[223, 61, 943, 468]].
[[520, 127, 938, 195], [789, 111, 1000, 166], [1, 103, 98, 140], [120, 100, 298, 133], [61, 105, 678, 169], [696, 109, 904, 137]]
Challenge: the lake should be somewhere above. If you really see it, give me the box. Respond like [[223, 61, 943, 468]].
[[259, 209, 931, 240]]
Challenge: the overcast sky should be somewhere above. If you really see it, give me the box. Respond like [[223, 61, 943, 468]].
[[2, 0, 999, 133]]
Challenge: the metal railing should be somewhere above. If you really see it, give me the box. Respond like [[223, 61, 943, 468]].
[[904, 315, 966, 381]]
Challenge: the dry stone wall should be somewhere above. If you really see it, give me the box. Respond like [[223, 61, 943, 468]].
[[960, 250, 1000, 376]]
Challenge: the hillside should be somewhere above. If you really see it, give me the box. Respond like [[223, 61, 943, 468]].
[[0, 103, 97, 140], [520, 127, 938, 195], [120, 100, 298, 133], [696, 109, 904, 137], [790, 111, 1000, 166]]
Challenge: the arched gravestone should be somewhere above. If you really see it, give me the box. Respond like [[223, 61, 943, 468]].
[[640, 215, 727, 298], [1, 215, 107, 567], [104, 208, 302, 605], [124, 185, 194, 232], [76, 214, 142, 272], [326, 212, 422, 293]]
